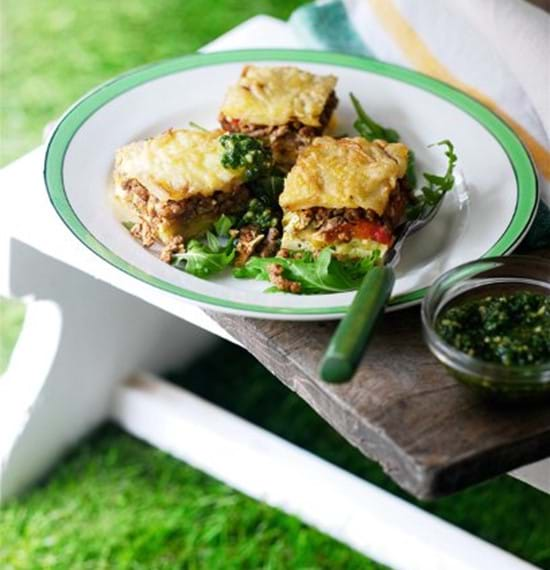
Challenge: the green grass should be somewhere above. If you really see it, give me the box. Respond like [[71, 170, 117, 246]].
[[0, 426, 384, 570], [0, 298, 26, 375], [169, 342, 550, 569], [3, 343, 549, 568], [1, 0, 308, 166]]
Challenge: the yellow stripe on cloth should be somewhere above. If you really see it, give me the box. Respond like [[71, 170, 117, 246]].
[[369, 0, 550, 180]]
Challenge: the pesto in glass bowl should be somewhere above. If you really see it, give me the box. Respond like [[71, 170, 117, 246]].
[[422, 256, 550, 400]]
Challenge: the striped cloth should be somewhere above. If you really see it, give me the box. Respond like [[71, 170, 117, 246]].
[[290, 0, 550, 248]]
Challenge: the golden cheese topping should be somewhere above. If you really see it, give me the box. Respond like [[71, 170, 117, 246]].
[[113, 129, 245, 202], [219, 65, 337, 127], [279, 137, 408, 214]]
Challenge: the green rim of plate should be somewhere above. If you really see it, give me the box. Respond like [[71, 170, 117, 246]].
[[44, 49, 539, 316]]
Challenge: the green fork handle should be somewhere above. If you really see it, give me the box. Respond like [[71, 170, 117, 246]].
[[320, 266, 395, 383]]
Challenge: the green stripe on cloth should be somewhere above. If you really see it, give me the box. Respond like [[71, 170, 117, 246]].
[[290, 0, 371, 56], [290, 0, 550, 249]]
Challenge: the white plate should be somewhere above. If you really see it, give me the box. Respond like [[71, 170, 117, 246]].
[[44, 50, 538, 319]]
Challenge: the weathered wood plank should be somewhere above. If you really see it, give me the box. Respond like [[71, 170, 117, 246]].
[[208, 250, 550, 499]]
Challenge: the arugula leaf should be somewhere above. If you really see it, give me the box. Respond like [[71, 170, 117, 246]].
[[219, 133, 273, 181], [422, 140, 457, 203], [234, 248, 381, 294], [350, 92, 400, 143], [405, 148, 417, 190], [407, 140, 457, 219], [339, 250, 382, 281], [172, 238, 235, 278], [206, 231, 221, 252], [213, 214, 235, 237], [233, 252, 350, 294]]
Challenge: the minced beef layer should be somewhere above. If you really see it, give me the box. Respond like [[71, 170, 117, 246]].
[[122, 178, 250, 245], [219, 91, 338, 169], [233, 225, 281, 266], [291, 180, 411, 243]]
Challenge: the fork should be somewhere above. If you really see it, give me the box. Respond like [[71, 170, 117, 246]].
[[319, 192, 449, 383]]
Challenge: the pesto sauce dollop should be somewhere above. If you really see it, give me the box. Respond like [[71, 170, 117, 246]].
[[436, 291, 550, 367]]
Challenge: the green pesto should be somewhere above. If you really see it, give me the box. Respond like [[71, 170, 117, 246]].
[[219, 133, 272, 181], [240, 197, 279, 230], [219, 133, 284, 228], [436, 291, 550, 366]]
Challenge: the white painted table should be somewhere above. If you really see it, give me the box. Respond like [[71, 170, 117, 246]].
[[0, 15, 548, 570]]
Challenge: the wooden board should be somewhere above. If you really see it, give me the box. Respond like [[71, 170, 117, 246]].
[[209, 250, 550, 499]]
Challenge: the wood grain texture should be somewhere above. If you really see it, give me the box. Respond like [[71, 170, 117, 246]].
[[527, 0, 549, 12], [209, 250, 550, 499]]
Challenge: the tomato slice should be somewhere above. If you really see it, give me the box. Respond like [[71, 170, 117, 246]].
[[323, 220, 393, 246], [353, 220, 393, 245]]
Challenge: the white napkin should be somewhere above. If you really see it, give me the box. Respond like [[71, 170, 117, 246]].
[[291, 0, 550, 244]]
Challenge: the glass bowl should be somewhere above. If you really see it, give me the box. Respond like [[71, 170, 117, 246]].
[[421, 255, 550, 400]]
